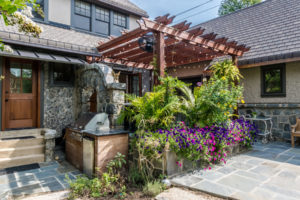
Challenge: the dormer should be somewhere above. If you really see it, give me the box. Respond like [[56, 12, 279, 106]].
[[30, 0, 148, 37]]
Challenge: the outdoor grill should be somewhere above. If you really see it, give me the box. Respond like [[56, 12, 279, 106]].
[[65, 113, 129, 176]]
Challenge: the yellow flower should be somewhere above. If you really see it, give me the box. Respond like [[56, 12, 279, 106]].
[[241, 100, 245, 104], [221, 76, 226, 81]]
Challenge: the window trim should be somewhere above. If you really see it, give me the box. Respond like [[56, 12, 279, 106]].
[[71, 0, 129, 36], [113, 12, 127, 28], [49, 63, 75, 87], [95, 6, 110, 23], [74, 0, 91, 17], [31, 0, 49, 22], [261, 64, 286, 97]]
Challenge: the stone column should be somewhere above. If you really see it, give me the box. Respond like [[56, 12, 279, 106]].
[[44, 129, 57, 162], [106, 83, 126, 129]]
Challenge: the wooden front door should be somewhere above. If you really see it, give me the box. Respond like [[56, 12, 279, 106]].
[[3, 59, 38, 129]]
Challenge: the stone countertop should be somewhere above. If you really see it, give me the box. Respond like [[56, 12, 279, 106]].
[[83, 129, 130, 137]]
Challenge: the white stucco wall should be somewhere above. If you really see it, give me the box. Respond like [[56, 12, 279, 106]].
[[240, 61, 300, 104], [129, 15, 140, 30], [49, 0, 71, 25]]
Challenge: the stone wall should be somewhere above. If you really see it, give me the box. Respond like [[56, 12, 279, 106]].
[[239, 103, 300, 140], [43, 63, 76, 137], [43, 62, 126, 137]]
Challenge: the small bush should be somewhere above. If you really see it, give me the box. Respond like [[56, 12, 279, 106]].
[[67, 153, 127, 199], [142, 181, 165, 197]]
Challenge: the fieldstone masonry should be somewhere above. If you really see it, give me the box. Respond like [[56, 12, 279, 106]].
[[43, 63, 75, 137], [43, 62, 126, 137], [239, 103, 300, 140]]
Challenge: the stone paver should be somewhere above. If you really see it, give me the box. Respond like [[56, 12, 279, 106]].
[[0, 161, 82, 199], [155, 187, 224, 200], [171, 142, 300, 200]]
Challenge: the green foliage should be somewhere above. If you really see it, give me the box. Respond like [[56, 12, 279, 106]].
[[218, 0, 262, 16], [0, 0, 44, 50], [119, 76, 188, 131], [185, 76, 243, 127], [67, 153, 127, 199], [142, 181, 165, 197], [0, 0, 42, 22], [210, 60, 243, 83]]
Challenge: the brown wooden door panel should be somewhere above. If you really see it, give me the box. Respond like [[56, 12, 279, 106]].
[[9, 99, 33, 120], [3, 59, 38, 129]]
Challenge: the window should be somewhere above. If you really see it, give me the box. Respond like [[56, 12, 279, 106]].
[[10, 63, 33, 94], [261, 64, 286, 97], [50, 63, 74, 86], [30, 0, 44, 20], [113, 12, 126, 27], [96, 7, 109, 22], [73, 0, 91, 31], [75, 0, 91, 17]]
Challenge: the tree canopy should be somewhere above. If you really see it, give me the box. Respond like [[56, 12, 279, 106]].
[[218, 0, 262, 16]]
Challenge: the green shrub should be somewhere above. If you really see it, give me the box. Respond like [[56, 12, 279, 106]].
[[142, 181, 165, 197], [67, 153, 127, 199]]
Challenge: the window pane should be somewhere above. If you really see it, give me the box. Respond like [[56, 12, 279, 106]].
[[51, 63, 74, 85], [96, 7, 109, 22], [10, 68, 21, 78], [22, 68, 32, 78], [22, 79, 32, 93], [10, 78, 21, 94], [31, 0, 44, 20], [132, 75, 140, 96], [264, 69, 282, 93], [113, 12, 126, 27], [75, 0, 90, 17]]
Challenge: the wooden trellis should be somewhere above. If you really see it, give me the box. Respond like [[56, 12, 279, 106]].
[[87, 14, 250, 83]]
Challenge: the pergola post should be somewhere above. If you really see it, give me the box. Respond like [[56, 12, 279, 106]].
[[154, 31, 166, 85], [232, 55, 238, 66]]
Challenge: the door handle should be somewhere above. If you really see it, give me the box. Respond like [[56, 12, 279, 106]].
[[5, 99, 8, 102]]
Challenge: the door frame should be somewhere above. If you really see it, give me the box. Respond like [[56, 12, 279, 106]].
[[1, 57, 41, 131]]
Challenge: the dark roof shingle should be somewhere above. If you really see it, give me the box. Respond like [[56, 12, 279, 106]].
[[193, 0, 300, 66], [96, 0, 148, 17]]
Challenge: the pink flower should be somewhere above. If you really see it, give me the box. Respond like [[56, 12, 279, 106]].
[[209, 167, 212, 170]]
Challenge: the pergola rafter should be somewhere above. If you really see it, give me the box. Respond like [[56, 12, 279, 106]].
[[88, 14, 250, 84]]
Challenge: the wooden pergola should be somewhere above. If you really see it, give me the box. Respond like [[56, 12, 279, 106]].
[[87, 14, 250, 84]]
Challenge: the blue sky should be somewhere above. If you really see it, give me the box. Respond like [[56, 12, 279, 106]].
[[131, 0, 223, 26]]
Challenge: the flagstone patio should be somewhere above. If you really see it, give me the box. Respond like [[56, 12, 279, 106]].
[[171, 142, 300, 200], [0, 161, 82, 199]]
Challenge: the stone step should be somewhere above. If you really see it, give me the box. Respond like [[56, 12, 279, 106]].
[[0, 145, 45, 159], [0, 137, 44, 148], [0, 154, 44, 169]]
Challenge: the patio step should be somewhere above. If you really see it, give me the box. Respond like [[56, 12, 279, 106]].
[[0, 137, 45, 169], [0, 137, 44, 148], [0, 145, 45, 158], [0, 154, 44, 169]]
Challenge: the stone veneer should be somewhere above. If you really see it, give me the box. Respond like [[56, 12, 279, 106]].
[[238, 103, 300, 140], [43, 62, 126, 137], [43, 63, 75, 137]]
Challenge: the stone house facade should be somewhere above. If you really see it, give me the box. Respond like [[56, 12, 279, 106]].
[[0, 0, 150, 136], [169, 0, 300, 140]]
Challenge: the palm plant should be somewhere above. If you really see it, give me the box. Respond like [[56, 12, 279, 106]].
[[119, 76, 188, 131]]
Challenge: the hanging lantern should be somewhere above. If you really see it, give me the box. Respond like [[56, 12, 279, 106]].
[[138, 34, 155, 53]]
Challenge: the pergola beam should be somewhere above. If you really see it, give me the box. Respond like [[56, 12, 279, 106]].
[[141, 17, 245, 56], [94, 15, 250, 72]]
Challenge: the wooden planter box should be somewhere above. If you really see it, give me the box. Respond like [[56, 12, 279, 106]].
[[161, 144, 250, 177]]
